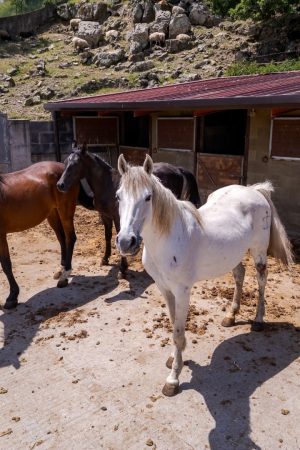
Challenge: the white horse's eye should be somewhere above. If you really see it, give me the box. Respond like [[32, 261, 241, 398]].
[[145, 194, 151, 202], [116, 194, 120, 201]]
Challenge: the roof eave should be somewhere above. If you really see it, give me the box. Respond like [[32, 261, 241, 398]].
[[44, 95, 300, 112]]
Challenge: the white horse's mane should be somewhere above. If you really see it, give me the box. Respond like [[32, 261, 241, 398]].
[[120, 166, 201, 235]]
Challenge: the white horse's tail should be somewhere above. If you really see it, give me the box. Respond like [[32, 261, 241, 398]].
[[251, 181, 294, 267]]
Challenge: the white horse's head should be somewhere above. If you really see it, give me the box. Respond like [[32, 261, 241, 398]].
[[116, 154, 154, 256]]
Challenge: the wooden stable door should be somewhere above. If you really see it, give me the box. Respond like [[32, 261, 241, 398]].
[[153, 117, 196, 173]]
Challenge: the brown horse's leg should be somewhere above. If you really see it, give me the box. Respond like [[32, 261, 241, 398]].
[[47, 209, 66, 280], [101, 214, 113, 266], [0, 234, 19, 309], [57, 202, 77, 288], [113, 215, 128, 277]]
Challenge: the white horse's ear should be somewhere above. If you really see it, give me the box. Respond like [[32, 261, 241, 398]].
[[118, 154, 128, 175], [72, 140, 77, 151], [143, 154, 153, 175]]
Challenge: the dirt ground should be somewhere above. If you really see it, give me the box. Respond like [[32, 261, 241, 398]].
[[1, 207, 300, 450]]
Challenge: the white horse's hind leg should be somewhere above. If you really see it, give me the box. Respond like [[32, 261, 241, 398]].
[[222, 262, 245, 327], [252, 254, 268, 331], [162, 288, 189, 397]]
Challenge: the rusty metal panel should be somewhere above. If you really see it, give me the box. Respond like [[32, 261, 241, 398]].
[[197, 154, 243, 200], [119, 146, 148, 165], [271, 118, 300, 159], [74, 117, 118, 145], [157, 118, 194, 151]]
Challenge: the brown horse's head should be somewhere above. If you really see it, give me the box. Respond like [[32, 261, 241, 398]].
[[57, 142, 87, 193]]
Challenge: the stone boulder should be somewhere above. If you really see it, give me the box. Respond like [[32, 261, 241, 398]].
[[189, 4, 210, 26], [94, 48, 125, 67], [150, 10, 171, 34], [132, 3, 143, 23], [166, 38, 188, 52], [131, 60, 154, 72], [77, 2, 108, 23], [169, 12, 191, 38], [76, 21, 104, 48], [142, 0, 155, 23], [57, 3, 78, 21], [129, 23, 149, 53], [39, 87, 55, 100]]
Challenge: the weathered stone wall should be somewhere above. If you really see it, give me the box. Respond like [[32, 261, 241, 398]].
[[0, 4, 56, 38], [247, 108, 300, 234]]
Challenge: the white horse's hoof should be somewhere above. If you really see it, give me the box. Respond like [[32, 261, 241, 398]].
[[53, 270, 63, 280], [162, 383, 179, 397], [221, 317, 235, 327]]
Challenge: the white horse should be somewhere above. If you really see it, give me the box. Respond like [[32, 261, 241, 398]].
[[116, 154, 293, 397]]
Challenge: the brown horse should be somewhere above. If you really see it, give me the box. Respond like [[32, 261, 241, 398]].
[[57, 143, 201, 277], [0, 161, 89, 310]]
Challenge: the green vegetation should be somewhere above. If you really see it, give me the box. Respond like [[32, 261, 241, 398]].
[[0, 0, 59, 17], [211, 0, 299, 20], [226, 59, 300, 76]]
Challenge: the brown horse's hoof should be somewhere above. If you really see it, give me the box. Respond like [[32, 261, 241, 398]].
[[166, 356, 174, 369], [221, 317, 235, 327], [57, 278, 69, 288], [101, 258, 109, 266], [251, 321, 264, 332], [162, 383, 179, 397]]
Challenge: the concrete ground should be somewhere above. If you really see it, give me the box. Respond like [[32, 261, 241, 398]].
[[1, 208, 300, 450]]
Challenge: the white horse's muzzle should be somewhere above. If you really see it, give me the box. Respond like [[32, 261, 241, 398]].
[[116, 232, 142, 256]]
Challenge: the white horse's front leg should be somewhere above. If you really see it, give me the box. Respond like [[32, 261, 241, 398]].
[[162, 286, 190, 397], [156, 283, 175, 369]]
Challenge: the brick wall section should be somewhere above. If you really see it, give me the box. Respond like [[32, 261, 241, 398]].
[[247, 108, 300, 234]]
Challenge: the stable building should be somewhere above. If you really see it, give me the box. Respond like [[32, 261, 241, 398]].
[[45, 70, 300, 233]]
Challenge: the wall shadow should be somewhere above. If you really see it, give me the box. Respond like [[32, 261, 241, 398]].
[[0, 266, 152, 370], [181, 323, 300, 450]]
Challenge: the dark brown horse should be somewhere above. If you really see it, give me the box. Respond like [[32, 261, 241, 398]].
[[0, 161, 90, 309], [57, 143, 201, 276]]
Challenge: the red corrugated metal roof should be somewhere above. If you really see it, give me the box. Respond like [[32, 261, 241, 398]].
[[45, 71, 300, 111]]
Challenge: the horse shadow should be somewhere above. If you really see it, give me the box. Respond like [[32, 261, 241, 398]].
[[105, 268, 153, 303], [0, 266, 152, 370], [181, 323, 300, 450]]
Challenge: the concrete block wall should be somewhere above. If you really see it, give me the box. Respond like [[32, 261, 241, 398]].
[[57, 117, 73, 161], [8, 120, 31, 171], [0, 113, 10, 173], [30, 121, 57, 162], [247, 108, 300, 234]]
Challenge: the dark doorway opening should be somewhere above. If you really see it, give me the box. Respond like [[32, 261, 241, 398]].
[[121, 112, 149, 148], [203, 110, 247, 155]]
